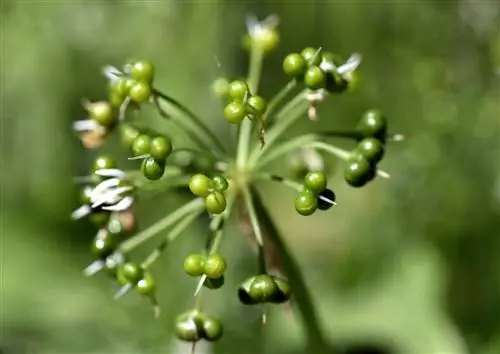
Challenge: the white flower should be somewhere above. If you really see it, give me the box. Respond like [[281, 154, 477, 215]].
[[71, 169, 135, 220], [102, 65, 123, 84], [320, 53, 362, 80], [245, 14, 279, 38]]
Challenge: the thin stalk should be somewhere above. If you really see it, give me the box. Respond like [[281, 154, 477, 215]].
[[193, 193, 235, 298], [249, 187, 330, 353], [309, 141, 391, 178], [259, 80, 298, 144], [241, 185, 264, 246], [119, 198, 204, 252], [255, 134, 319, 169], [236, 46, 264, 169], [255, 173, 336, 206], [153, 89, 227, 156], [141, 211, 202, 269], [249, 90, 308, 166]]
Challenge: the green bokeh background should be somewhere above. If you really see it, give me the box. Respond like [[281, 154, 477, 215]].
[[2, 1, 500, 353]]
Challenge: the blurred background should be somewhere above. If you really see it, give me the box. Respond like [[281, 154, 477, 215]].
[[2, 0, 500, 353]]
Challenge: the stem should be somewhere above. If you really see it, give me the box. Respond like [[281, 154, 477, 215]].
[[193, 192, 235, 298], [153, 89, 227, 156], [119, 198, 204, 252], [310, 141, 391, 178], [249, 90, 308, 166], [249, 186, 330, 352], [241, 185, 264, 246], [307, 141, 352, 160], [254, 173, 303, 192], [255, 134, 319, 169], [260, 80, 298, 142], [236, 47, 264, 169], [255, 173, 336, 206], [141, 211, 202, 269]]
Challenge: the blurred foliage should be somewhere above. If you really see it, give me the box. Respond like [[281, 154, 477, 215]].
[[2, 0, 500, 353]]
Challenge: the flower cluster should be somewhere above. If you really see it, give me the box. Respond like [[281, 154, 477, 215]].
[[70, 14, 403, 351]]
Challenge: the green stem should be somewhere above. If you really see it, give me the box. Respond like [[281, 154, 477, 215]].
[[255, 134, 319, 169], [249, 90, 308, 166], [193, 192, 235, 298], [307, 141, 352, 160], [310, 141, 391, 178], [153, 89, 227, 156], [241, 185, 264, 246], [260, 80, 298, 141], [141, 211, 202, 269], [236, 47, 264, 169], [254, 173, 303, 192], [249, 186, 330, 352], [119, 198, 204, 252]]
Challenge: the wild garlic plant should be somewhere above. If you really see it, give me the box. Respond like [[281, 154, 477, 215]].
[[71, 15, 403, 352]]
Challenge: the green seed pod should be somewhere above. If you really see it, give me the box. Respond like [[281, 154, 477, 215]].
[[227, 80, 249, 102], [203, 254, 227, 279], [211, 175, 229, 192], [119, 262, 143, 284], [224, 101, 247, 124], [238, 275, 278, 305], [91, 229, 119, 260], [175, 310, 204, 342], [246, 27, 279, 54], [130, 61, 155, 84], [141, 157, 165, 181], [91, 155, 117, 173], [247, 95, 267, 116], [344, 154, 375, 188], [283, 53, 307, 78], [204, 191, 227, 215], [202, 316, 223, 342], [211, 77, 229, 99], [251, 274, 279, 303], [89, 212, 111, 228], [87, 101, 116, 128], [119, 124, 140, 148], [294, 189, 318, 216], [150, 136, 173, 161], [304, 66, 326, 90], [189, 174, 212, 197], [129, 81, 152, 103], [301, 47, 322, 66], [356, 138, 385, 164], [356, 109, 388, 140], [304, 171, 327, 195], [136, 271, 156, 296], [203, 275, 225, 290], [183, 254, 206, 277], [270, 276, 292, 303], [132, 134, 151, 156]]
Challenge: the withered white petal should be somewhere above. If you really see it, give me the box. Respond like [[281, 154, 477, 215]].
[[337, 53, 362, 76], [94, 169, 127, 178], [102, 65, 122, 82], [102, 196, 134, 212], [71, 205, 92, 220], [73, 119, 102, 132]]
